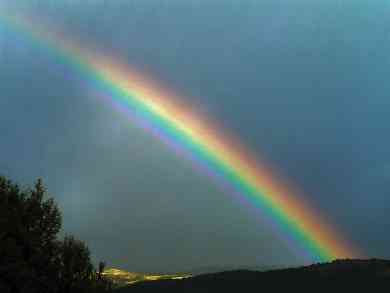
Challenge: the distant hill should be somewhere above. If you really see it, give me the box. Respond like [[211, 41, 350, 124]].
[[114, 259, 390, 292], [103, 268, 191, 287], [187, 264, 285, 275]]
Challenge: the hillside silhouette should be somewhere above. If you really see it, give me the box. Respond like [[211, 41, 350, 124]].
[[2, 176, 390, 292], [102, 268, 190, 287], [115, 259, 390, 292]]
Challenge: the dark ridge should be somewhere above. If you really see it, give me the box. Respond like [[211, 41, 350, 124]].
[[116, 259, 390, 292]]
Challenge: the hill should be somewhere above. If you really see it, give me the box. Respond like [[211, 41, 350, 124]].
[[114, 259, 390, 292], [103, 268, 191, 287]]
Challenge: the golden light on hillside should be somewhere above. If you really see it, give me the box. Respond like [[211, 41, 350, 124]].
[[103, 268, 192, 287]]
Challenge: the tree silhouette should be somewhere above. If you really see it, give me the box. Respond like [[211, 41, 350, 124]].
[[0, 176, 112, 293], [58, 235, 94, 293], [98, 261, 106, 280]]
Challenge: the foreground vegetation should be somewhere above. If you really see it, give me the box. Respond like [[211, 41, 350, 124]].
[[116, 259, 390, 292], [2, 175, 390, 292], [0, 176, 113, 293]]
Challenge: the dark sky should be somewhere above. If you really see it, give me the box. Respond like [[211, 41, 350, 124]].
[[1, 0, 390, 272]]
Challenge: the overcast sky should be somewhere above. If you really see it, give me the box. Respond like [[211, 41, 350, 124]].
[[1, 0, 390, 272]]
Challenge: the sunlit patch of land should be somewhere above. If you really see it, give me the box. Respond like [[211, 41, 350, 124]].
[[103, 268, 191, 287]]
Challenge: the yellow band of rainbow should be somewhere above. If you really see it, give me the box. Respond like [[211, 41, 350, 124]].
[[1, 9, 360, 262]]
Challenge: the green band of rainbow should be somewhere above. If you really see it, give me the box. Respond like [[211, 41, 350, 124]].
[[0, 9, 360, 262]]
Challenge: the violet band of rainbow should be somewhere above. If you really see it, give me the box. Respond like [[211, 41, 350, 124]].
[[1, 9, 360, 262]]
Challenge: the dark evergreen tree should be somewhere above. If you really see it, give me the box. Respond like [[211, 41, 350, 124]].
[[0, 176, 112, 293], [98, 261, 106, 280]]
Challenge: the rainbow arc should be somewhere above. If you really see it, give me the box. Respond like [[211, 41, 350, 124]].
[[0, 9, 360, 262]]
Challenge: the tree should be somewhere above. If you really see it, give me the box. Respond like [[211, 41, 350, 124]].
[[58, 236, 94, 293], [0, 176, 112, 293], [98, 261, 106, 280], [0, 176, 61, 292]]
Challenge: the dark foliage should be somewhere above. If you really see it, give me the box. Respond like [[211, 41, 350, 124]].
[[116, 259, 390, 292], [0, 176, 112, 293]]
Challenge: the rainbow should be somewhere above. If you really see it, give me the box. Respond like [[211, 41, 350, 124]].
[[0, 9, 359, 262]]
